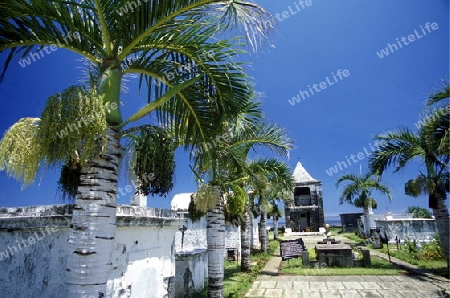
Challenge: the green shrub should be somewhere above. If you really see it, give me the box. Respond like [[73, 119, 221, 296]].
[[420, 235, 445, 260], [402, 238, 419, 258]]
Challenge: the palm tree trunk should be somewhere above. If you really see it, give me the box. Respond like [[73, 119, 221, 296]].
[[240, 206, 251, 273], [207, 193, 225, 298], [273, 215, 279, 240], [363, 206, 371, 237], [250, 207, 255, 249], [260, 212, 268, 253], [432, 194, 450, 271], [66, 127, 121, 297]]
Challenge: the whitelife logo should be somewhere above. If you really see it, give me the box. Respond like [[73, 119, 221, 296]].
[[288, 69, 350, 106], [376, 22, 439, 59], [18, 32, 81, 68]]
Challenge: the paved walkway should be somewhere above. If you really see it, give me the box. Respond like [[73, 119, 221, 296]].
[[245, 235, 449, 298], [245, 274, 449, 298]]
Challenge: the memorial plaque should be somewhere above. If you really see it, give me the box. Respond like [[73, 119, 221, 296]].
[[280, 238, 305, 261]]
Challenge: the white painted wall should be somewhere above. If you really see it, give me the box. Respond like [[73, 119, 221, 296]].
[[0, 219, 70, 297], [225, 223, 241, 261], [0, 205, 183, 298], [107, 226, 179, 298], [375, 219, 438, 243], [174, 216, 241, 259], [174, 249, 207, 297], [174, 217, 207, 252], [251, 216, 260, 249]]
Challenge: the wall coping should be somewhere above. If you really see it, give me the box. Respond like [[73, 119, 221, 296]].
[[175, 248, 208, 258], [0, 204, 184, 230]]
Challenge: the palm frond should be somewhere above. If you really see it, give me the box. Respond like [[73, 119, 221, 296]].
[[426, 85, 449, 107], [335, 173, 391, 207], [0, 0, 102, 81], [229, 121, 293, 157], [369, 129, 422, 174], [405, 175, 429, 198], [247, 158, 294, 202], [422, 106, 450, 156]]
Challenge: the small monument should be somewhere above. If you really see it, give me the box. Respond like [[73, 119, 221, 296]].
[[325, 223, 332, 238]]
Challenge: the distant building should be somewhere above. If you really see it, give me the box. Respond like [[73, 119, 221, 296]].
[[285, 161, 325, 232], [340, 212, 364, 232]]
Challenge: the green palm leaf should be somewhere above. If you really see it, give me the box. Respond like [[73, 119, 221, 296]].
[[336, 173, 391, 208]]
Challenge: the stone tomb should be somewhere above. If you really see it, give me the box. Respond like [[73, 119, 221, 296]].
[[315, 238, 353, 267]]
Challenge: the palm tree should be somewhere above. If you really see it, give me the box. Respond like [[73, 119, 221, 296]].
[[239, 202, 253, 273], [335, 173, 392, 236], [0, 1, 275, 296], [422, 85, 449, 155], [270, 203, 282, 240], [369, 98, 449, 269], [248, 159, 293, 252], [268, 197, 289, 240], [191, 116, 292, 297]]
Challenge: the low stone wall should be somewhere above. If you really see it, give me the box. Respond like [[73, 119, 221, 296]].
[[173, 216, 242, 296], [375, 218, 438, 243], [0, 204, 183, 298], [175, 249, 207, 298]]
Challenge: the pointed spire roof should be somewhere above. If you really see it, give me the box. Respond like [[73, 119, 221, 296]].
[[293, 161, 318, 184]]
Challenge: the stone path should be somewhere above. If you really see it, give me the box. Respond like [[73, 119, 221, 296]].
[[245, 234, 449, 297], [245, 274, 449, 298]]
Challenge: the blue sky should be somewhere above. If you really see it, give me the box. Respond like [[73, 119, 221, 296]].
[[0, 0, 448, 217]]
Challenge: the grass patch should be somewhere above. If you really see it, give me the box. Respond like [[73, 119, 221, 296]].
[[339, 231, 449, 278], [223, 261, 254, 298], [338, 232, 368, 246], [222, 238, 278, 298], [189, 238, 277, 298], [281, 255, 406, 275], [379, 247, 449, 278]]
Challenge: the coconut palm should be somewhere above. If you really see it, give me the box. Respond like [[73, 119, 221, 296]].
[[0, 1, 275, 296], [369, 127, 449, 269], [235, 158, 293, 271], [269, 203, 282, 240], [422, 85, 449, 155], [251, 160, 293, 252], [268, 194, 292, 240], [335, 173, 392, 236], [239, 203, 253, 273], [191, 115, 292, 297]]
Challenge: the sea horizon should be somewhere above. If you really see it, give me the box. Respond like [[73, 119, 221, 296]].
[[269, 215, 342, 228]]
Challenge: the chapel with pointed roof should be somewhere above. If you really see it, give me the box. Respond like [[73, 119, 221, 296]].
[[285, 161, 325, 232]]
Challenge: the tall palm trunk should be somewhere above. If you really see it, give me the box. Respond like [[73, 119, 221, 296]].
[[207, 193, 226, 298], [363, 203, 373, 237], [240, 207, 251, 272], [431, 193, 450, 271], [66, 127, 121, 297], [273, 215, 279, 240], [259, 212, 268, 252], [250, 212, 255, 249]]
